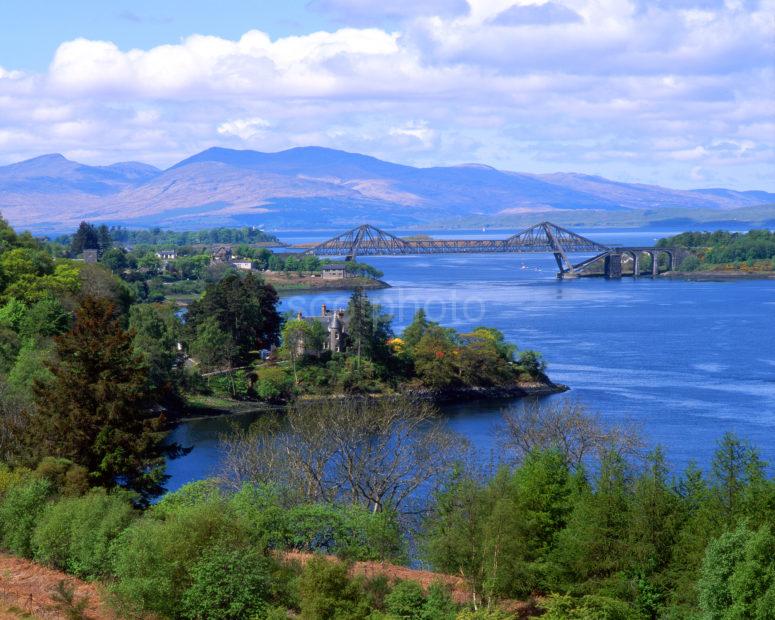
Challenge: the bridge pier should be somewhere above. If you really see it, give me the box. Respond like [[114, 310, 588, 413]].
[[604, 253, 623, 278], [633, 253, 640, 277], [651, 251, 658, 276]]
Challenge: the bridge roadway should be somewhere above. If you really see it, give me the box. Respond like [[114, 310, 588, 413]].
[[294, 222, 686, 278]]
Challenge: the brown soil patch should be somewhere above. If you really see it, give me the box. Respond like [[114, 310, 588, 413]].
[[281, 551, 538, 617], [0, 554, 114, 620]]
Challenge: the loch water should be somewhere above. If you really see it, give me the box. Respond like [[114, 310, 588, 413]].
[[166, 228, 775, 490]]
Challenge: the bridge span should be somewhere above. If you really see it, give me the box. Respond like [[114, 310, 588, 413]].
[[299, 222, 686, 279]]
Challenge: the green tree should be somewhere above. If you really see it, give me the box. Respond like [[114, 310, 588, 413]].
[[128, 303, 181, 393], [187, 272, 281, 364], [190, 316, 235, 372], [18, 295, 70, 340], [413, 325, 458, 389], [30, 296, 182, 502], [552, 452, 631, 587], [69, 221, 98, 256], [281, 318, 319, 383], [346, 289, 392, 367], [402, 309, 429, 350], [100, 247, 128, 272], [711, 432, 764, 528]]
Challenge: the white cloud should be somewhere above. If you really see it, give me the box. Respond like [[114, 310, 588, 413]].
[[217, 117, 272, 140], [0, 0, 771, 189]]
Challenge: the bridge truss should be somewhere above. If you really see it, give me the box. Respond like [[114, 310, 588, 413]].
[[306, 222, 610, 275]]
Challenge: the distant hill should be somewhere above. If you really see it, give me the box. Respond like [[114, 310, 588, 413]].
[[0, 147, 772, 233]]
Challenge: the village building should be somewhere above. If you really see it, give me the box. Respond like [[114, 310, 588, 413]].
[[232, 259, 254, 271], [211, 246, 232, 263], [321, 262, 352, 280], [296, 304, 349, 354], [82, 249, 99, 264], [155, 249, 177, 261]]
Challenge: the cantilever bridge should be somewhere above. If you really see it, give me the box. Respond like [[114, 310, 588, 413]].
[[300, 222, 686, 279]]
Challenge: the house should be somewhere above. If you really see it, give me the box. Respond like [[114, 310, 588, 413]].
[[232, 259, 254, 271], [295, 304, 349, 354], [321, 263, 352, 279], [211, 246, 232, 263], [156, 249, 177, 261], [82, 249, 99, 264]]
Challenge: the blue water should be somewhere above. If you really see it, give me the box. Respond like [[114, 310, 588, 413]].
[[166, 228, 775, 490]]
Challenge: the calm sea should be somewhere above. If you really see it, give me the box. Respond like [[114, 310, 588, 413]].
[[166, 228, 775, 490]]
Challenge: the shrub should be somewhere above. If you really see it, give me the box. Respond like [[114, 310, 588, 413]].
[[110, 501, 251, 618], [34, 457, 89, 497], [540, 593, 638, 620], [151, 479, 222, 518], [284, 503, 404, 562], [180, 545, 274, 620], [0, 478, 53, 557], [0, 463, 33, 497], [297, 556, 371, 620], [32, 489, 136, 578], [385, 581, 425, 618], [423, 583, 457, 620], [455, 609, 513, 620], [256, 365, 293, 401]]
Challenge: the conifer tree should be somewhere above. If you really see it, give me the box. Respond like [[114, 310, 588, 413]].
[[69, 221, 99, 256], [30, 296, 183, 503]]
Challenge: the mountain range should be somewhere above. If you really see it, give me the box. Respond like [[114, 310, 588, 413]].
[[0, 146, 773, 233]]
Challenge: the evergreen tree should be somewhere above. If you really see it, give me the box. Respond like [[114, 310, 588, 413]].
[[345, 289, 391, 366], [711, 432, 763, 528], [96, 224, 112, 256], [69, 221, 99, 256], [403, 309, 429, 349], [552, 452, 631, 586], [30, 296, 183, 503]]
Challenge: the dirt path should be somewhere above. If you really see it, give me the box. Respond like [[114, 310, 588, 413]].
[[0, 554, 113, 620]]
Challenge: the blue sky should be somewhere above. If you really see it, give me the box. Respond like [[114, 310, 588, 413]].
[[0, 1, 333, 71], [0, 0, 772, 190]]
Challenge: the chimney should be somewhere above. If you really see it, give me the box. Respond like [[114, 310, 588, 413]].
[[321, 303, 327, 316], [297, 311, 303, 320]]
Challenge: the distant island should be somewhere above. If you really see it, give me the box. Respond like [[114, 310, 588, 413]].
[[1, 147, 774, 233]]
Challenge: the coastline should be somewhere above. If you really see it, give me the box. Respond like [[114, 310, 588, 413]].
[[178, 380, 567, 420], [264, 274, 390, 293], [661, 270, 775, 281]]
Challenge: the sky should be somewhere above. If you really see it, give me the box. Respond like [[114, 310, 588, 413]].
[[0, 0, 773, 190]]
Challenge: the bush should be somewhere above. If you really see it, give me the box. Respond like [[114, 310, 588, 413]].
[[385, 581, 426, 618], [455, 609, 513, 620], [297, 556, 371, 620], [0, 478, 53, 557], [180, 545, 274, 620], [32, 489, 136, 578], [151, 479, 222, 518], [34, 457, 89, 497], [423, 583, 457, 620], [110, 501, 252, 618], [284, 503, 404, 562], [0, 463, 33, 497], [540, 593, 638, 620], [256, 365, 293, 401]]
